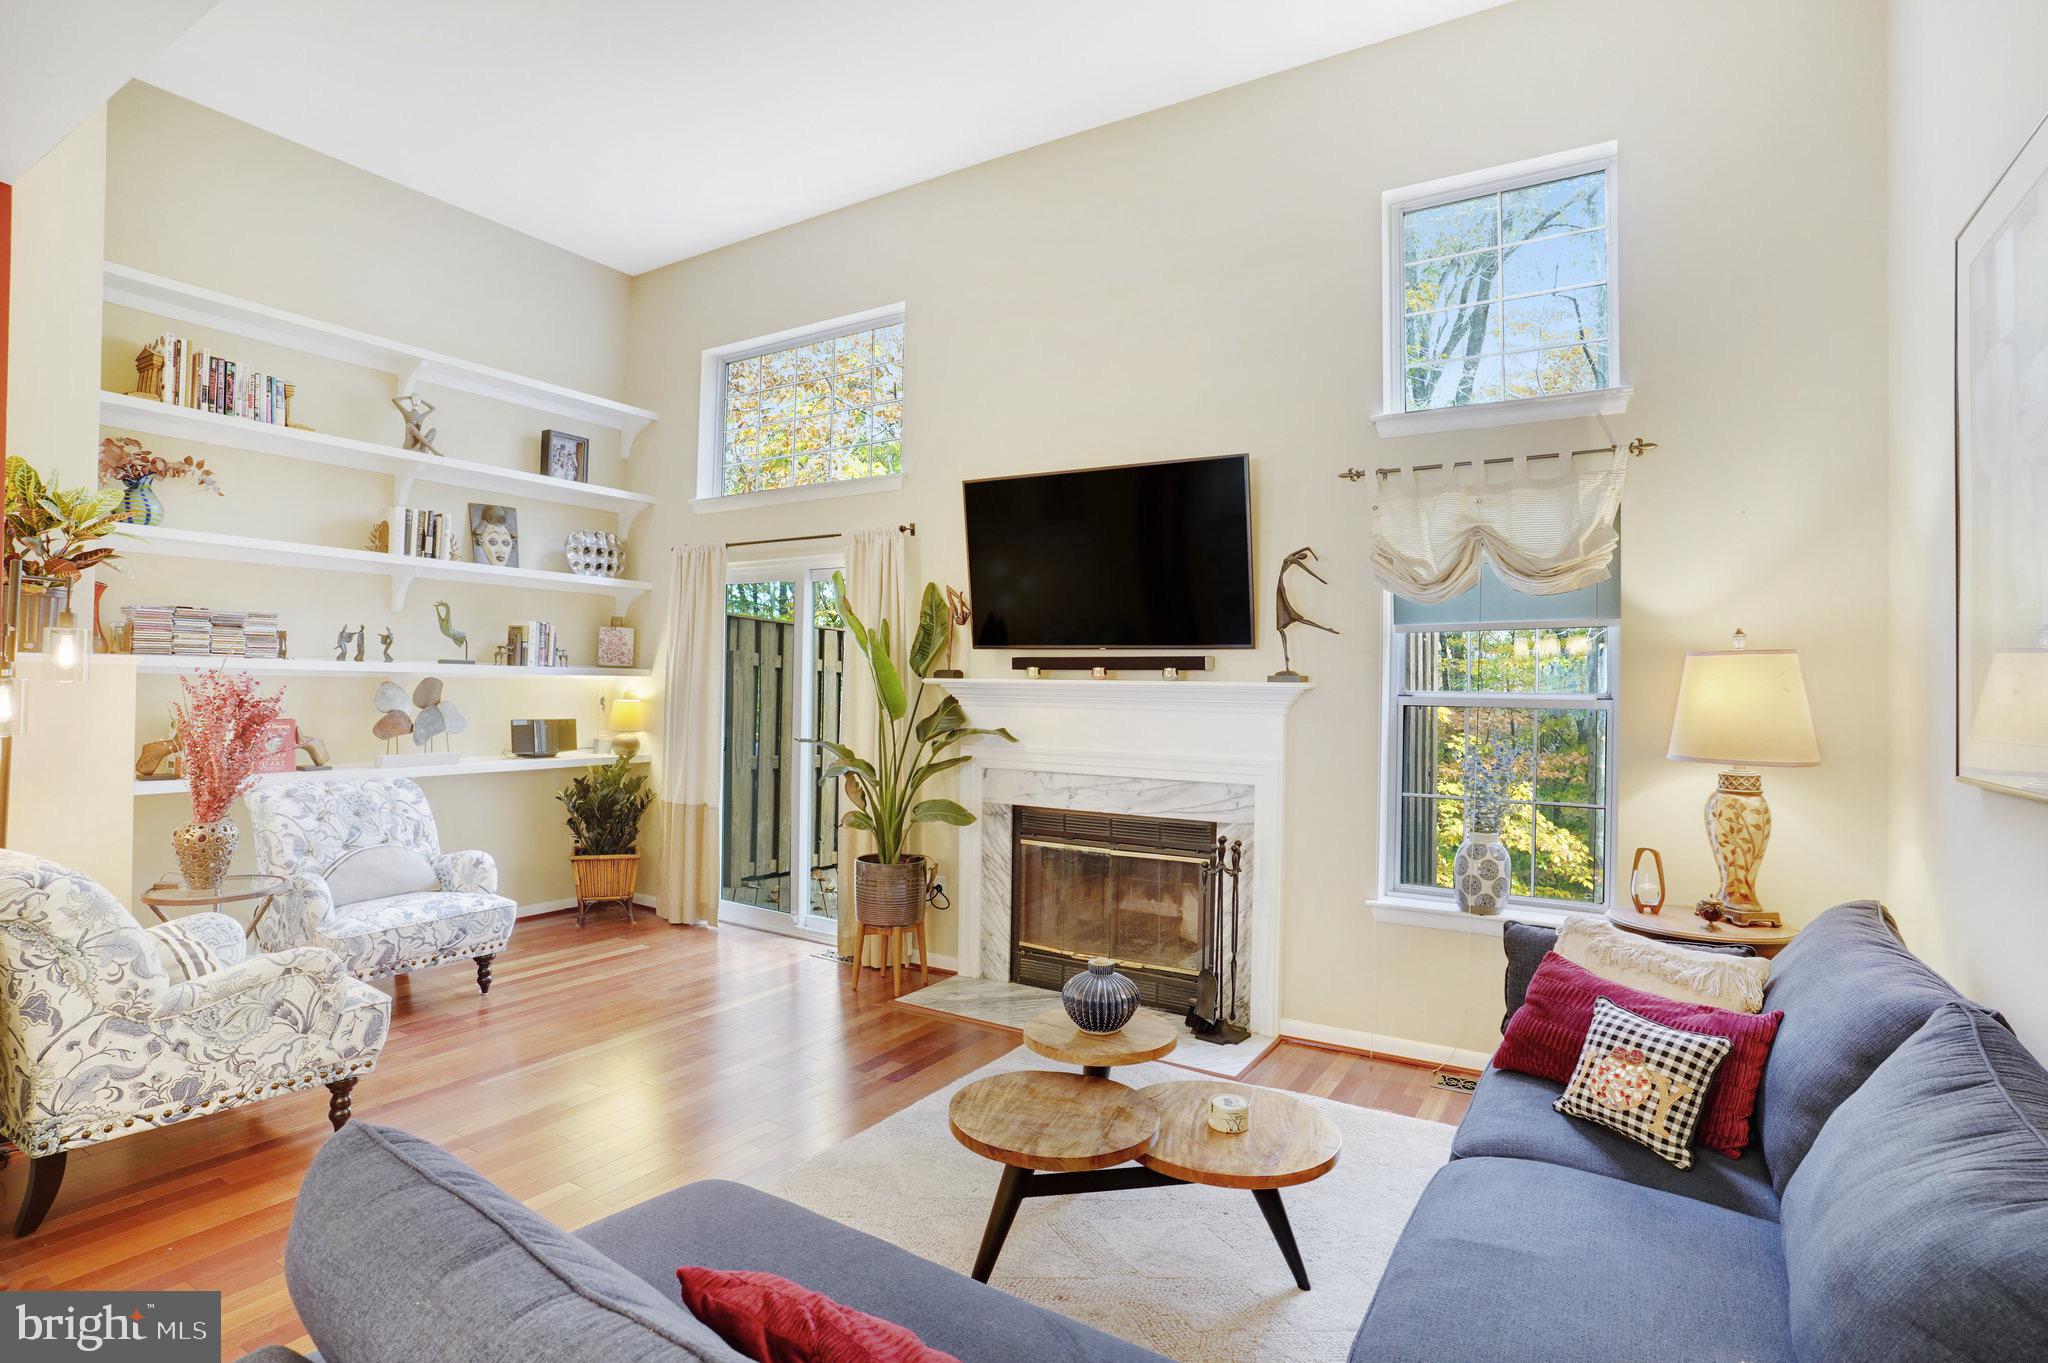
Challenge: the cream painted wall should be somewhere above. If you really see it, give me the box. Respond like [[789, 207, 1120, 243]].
[[3, 108, 139, 894], [627, 0, 1892, 1053], [1886, 0, 2048, 1051], [90, 84, 643, 910]]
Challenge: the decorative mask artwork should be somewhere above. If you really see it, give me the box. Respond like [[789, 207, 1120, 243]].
[[468, 503, 519, 568]]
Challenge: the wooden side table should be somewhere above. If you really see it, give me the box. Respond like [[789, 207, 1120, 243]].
[[140, 873, 287, 940], [1606, 903, 1799, 958], [1022, 1006, 1178, 1077]]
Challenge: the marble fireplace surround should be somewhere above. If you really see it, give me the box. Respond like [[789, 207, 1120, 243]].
[[944, 679, 1311, 1040]]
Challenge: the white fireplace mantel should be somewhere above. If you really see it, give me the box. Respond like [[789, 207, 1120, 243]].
[[943, 678, 1311, 1038]]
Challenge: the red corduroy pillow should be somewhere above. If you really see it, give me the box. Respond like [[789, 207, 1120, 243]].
[[1496, 951, 1784, 1158], [678, 1266, 961, 1363]]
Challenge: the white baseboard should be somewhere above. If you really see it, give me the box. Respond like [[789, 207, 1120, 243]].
[[517, 894, 658, 919], [1279, 1016, 1491, 1072]]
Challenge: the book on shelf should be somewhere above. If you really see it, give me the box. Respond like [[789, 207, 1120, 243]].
[[384, 506, 455, 560], [505, 621, 558, 668], [122, 603, 283, 659], [141, 334, 289, 423]]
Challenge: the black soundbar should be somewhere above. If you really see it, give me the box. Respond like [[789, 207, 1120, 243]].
[[1009, 655, 1212, 676]]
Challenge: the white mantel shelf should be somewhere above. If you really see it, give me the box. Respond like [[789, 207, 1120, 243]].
[[936, 678, 1312, 713]]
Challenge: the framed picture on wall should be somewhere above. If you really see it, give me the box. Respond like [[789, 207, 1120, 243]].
[[1956, 108, 2048, 802], [541, 429, 590, 482]]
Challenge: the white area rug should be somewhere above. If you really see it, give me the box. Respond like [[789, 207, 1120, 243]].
[[755, 1048, 1452, 1362]]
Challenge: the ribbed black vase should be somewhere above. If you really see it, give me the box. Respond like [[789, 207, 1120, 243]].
[[1061, 956, 1140, 1034]]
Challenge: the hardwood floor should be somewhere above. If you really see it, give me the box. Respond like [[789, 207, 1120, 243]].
[[0, 911, 1469, 1357]]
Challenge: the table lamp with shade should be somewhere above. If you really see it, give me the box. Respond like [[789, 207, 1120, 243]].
[[1666, 630, 1820, 927], [607, 695, 647, 761]]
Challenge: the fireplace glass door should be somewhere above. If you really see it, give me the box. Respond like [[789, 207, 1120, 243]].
[[1012, 808, 1215, 1012]]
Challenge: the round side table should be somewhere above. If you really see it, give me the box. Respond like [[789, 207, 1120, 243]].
[[1606, 903, 1799, 958], [141, 873, 288, 940]]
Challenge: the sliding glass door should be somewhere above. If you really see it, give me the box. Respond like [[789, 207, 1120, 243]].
[[721, 561, 846, 937]]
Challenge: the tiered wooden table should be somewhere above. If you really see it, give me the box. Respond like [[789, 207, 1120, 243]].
[[947, 1007, 1341, 1289]]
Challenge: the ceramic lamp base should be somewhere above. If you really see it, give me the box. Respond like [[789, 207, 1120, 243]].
[[1704, 770, 1776, 923]]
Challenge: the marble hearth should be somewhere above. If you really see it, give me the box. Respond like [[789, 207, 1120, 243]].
[[939, 678, 1310, 1040]]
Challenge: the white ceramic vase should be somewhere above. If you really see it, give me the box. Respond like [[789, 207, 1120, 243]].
[[1453, 828, 1511, 914]]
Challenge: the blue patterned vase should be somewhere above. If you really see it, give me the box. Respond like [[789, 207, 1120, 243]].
[[120, 477, 162, 526], [1062, 956, 1140, 1034]]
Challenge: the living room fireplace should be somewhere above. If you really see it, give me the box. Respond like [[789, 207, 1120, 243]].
[[1010, 806, 1217, 1013]]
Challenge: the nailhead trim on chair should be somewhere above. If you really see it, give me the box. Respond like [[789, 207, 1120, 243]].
[[3, 1056, 381, 1159], [354, 936, 511, 982]]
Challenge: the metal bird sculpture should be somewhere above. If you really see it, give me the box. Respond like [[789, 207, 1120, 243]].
[[1272, 546, 1338, 682], [433, 600, 471, 663]]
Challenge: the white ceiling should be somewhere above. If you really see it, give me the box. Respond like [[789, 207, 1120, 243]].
[[0, 0, 220, 181], [140, 0, 1511, 275]]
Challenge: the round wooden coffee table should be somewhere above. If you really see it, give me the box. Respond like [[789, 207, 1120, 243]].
[[1022, 1005, 1178, 1077], [948, 1067, 1338, 1290]]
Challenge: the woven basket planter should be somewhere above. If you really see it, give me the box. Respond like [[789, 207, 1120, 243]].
[[854, 854, 928, 927], [571, 853, 640, 925]]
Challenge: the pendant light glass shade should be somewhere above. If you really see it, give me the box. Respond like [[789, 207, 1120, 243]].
[[43, 609, 89, 684]]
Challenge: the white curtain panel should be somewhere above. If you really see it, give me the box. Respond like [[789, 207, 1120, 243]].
[[1371, 446, 1629, 603], [655, 543, 727, 925], [838, 526, 905, 966]]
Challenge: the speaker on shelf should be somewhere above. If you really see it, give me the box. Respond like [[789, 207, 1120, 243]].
[[510, 718, 577, 758]]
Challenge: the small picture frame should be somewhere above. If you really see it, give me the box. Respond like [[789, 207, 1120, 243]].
[[469, 503, 520, 568], [254, 718, 299, 774], [541, 429, 590, 483]]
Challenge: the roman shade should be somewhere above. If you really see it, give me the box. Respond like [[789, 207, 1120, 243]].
[[1373, 446, 1628, 605]]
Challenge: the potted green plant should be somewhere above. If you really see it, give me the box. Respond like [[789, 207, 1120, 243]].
[[558, 754, 654, 925], [810, 572, 1016, 932], [4, 457, 129, 651]]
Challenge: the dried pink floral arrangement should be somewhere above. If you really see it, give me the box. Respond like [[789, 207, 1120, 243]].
[[173, 670, 286, 823]]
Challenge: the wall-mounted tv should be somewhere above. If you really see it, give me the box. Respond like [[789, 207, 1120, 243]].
[[962, 453, 1255, 650]]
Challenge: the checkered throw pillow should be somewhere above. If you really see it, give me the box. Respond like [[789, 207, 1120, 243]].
[[1554, 997, 1733, 1169]]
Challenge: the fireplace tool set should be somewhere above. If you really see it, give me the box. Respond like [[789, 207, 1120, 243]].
[[1187, 836, 1248, 1044]]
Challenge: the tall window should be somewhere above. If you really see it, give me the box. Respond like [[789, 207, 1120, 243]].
[[1386, 623, 1617, 909], [704, 308, 904, 500], [1379, 145, 1624, 434]]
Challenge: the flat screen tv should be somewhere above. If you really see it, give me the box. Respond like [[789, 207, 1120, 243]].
[[962, 454, 1254, 650]]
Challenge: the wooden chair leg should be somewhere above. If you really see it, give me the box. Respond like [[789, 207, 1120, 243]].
[[476, 954, 495, 994], [13, 1151, 66, 1238], [326, 1077, 359, 1131], [914, 922, 930, 988]]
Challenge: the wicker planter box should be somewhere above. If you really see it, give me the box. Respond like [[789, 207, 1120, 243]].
[[571, 853, 640, 926]]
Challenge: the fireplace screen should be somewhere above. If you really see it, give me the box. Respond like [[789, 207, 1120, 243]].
[[1012, 807, 1216, 1012]]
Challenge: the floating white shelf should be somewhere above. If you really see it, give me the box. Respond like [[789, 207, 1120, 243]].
[[104, 262, 658, 455], [129, 655, 649, 680], [121, 524, 653, 613], [100, 393, 655, 534], [134, 750, 648, 797]]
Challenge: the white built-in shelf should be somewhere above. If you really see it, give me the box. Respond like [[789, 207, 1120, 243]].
[[135, 751, 648, 798], [121, 524, 653, 613], [100, 392, 655, 534], [129, 655, 649, 681], [103, 262, 658, 455]]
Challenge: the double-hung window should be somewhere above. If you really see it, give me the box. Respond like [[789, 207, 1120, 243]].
[[1378, 144, 1626, 436], [699, 306, 905, 503], [1382, 568, 1619, 911]]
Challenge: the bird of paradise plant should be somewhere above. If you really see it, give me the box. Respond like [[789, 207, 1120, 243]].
[[809, 572, 1016, 863]]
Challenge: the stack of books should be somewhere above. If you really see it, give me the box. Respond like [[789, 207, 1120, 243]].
[[136, 332, 290, 424], [386, 506, 453, 559], [121, 605, 176, 655], [173, 606, 214, 656], [506, 621, 558, 668], [245, 613, 282, 660], [209, 609, 248, 656]]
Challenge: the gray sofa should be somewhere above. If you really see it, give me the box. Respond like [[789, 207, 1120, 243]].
[[1351, 900, 2048, 1363], [241, 901, 2047, 1363]]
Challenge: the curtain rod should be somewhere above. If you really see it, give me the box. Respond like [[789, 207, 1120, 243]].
[[1338, 437, 1658, 482], [721, 523, 916, 550]]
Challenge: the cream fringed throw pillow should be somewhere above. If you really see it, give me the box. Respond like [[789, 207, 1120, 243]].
[[1554, 915, 1770, 1013]]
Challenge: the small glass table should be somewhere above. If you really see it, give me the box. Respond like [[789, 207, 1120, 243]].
[[140, 873, 288, 939]]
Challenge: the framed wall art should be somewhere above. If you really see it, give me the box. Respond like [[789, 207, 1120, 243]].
[[1956, 108, 2048, 801]]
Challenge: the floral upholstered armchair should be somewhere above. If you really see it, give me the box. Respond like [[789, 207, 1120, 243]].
[[0, 850, 388, 1236], [246, 778, 516, 992]]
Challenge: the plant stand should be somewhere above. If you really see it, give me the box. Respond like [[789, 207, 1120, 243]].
[[852, 921, 929, 997], [571, 853, 640, 926]]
